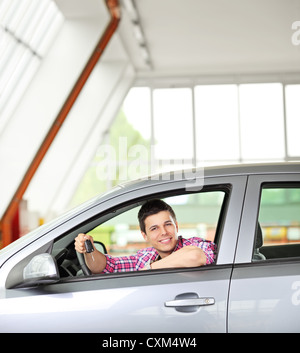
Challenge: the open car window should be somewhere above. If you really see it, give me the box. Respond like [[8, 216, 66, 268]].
[[89, 192, 225, 257], [51, 187, 228, 279]]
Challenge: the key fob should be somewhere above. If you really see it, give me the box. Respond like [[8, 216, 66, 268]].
[[84, 239, 94, 253]]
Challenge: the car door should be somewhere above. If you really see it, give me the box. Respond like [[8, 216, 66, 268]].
[[0, 175, 247, 333], [228, 173, 300, 332]]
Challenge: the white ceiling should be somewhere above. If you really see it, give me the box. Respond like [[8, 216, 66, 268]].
[[118, 0, 300, 79]]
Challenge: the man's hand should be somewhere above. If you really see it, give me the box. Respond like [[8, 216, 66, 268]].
[[74, 233, 94, 253], [74, 233, 107, 274]]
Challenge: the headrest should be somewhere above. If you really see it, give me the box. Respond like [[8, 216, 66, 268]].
[[255, 223, 263, 249]]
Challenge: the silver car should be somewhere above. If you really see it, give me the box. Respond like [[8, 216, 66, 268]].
[[0, 162, 300, 333]]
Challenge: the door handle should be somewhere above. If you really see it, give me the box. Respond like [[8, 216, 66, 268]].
[[165, 297, 215, 307], [164, 292, 215, 312]]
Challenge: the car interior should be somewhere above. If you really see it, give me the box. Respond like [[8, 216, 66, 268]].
[[50, 186, 230, 280], [253, 185, 300, 262]]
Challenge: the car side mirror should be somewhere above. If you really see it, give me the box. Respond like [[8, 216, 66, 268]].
[[22, 253, 59, 286], [93, 241, 107, 254]]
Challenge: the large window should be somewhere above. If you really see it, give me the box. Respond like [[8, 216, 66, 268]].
[[123, 86, 151, 141], [195, 84, 239, 162], [153, 88, 194, 162], [72, 81, 300, 208], [121, 82, 299, 172], [239, 83, 285, 161]]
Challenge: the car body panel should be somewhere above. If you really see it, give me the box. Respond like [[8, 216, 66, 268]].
[[228, 261, 300, 332], [0, 266, 231, 332]]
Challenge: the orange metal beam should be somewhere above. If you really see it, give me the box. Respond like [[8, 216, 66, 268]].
[[0, 0, 121, 248]]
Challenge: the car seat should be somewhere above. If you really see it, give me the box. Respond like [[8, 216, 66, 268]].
[[253, 222, 266, 261]]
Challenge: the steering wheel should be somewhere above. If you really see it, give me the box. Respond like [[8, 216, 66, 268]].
[[76, 251, 92, 276], [76, 241, 107, 276]]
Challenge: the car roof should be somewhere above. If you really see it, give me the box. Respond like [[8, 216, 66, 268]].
[[88, 161, 299, 207], [195, 161, 300, 178], [118, 161, 300, 189]]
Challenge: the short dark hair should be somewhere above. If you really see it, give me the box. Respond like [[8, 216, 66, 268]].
[[138, 199, 177, 233]]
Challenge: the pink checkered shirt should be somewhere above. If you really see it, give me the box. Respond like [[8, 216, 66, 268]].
[[102, 236, 216, 273]]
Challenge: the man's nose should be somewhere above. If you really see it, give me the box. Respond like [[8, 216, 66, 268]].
[[161, 225, 168, 235]]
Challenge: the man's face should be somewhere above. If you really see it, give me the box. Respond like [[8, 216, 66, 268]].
[[141, 210, 178, 258]]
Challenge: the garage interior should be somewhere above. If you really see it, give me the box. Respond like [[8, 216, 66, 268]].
[[0, 0, 300, 248]]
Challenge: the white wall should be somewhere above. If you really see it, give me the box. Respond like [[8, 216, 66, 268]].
[[0, 0, 136, 222]]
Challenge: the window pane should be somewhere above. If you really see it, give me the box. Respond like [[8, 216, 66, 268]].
[[123, 87, 151, 140], [0, 0, 63, 132], [285, 85, 300, 157], [195, 84, 240, 162], [239, 83, 285, 160], [153, 88, 194, 161], [256, 186, 300, 261]]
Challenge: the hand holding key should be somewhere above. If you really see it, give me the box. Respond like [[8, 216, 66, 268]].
[[74, 233, 94, 254], [74, 233, 106, 273], [84, 239, 94, 253], [84, 239, 95, 261]]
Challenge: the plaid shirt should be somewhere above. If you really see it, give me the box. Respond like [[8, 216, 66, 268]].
[[102, 236, 216, 273]]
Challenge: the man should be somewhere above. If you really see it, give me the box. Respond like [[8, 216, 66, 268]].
[[74, 199, 216, 274]]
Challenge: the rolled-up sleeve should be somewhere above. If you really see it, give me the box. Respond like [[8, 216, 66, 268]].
[[199, 240, 217, 265], [102, 254, 138, 273], [183, 237, 217, 265]]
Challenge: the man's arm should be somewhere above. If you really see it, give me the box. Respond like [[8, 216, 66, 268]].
[[74, 233, 107, 274], [149, 246, 207, 270]]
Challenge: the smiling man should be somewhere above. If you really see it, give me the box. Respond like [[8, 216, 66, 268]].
[[74, 199, 216, 274]]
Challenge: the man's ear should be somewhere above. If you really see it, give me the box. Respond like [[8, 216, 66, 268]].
[[141, 231, 148, 241]]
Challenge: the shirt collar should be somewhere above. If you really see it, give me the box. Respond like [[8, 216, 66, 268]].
[[151, 235, 183, 260]]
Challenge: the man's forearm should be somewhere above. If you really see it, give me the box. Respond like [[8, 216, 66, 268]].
[[84, 250, 107, 274], [150, 246, 207, 269]]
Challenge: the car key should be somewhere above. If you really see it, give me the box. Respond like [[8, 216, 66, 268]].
[[84, 239, 95, 261]]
